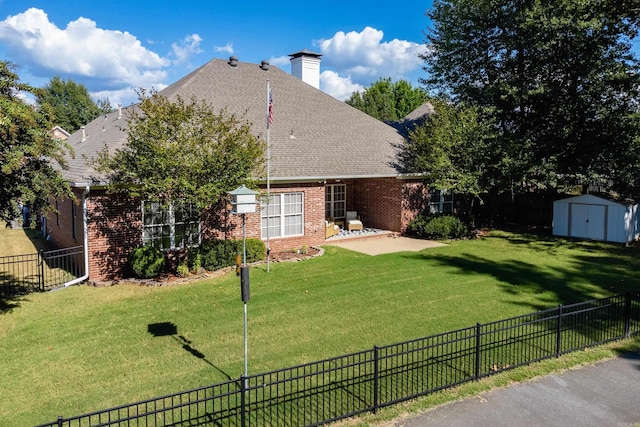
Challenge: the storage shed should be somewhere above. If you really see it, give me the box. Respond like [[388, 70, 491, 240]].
[[552, 194, 640, 243]]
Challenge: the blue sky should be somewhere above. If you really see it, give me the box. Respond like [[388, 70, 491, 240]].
[[0, 0, 433, 105]]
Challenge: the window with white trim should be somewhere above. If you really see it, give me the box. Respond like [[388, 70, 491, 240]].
[[261, 192, 304, 238], [142, 202, 200, 250], [429, 189, 454, 214], [325, 184, 346, 219]]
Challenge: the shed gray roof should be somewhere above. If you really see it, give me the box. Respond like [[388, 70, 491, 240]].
[[60, 58, 407, 186]]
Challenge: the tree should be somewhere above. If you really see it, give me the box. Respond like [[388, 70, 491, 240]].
[[423, 0, 640, 198], [96, 98, 115, 115], [36, 76, 102, 133], [346, 78, 427, 122], [0, 62, 73, 226], [94, 89, 266, 213], [397, 98, 496, 221]]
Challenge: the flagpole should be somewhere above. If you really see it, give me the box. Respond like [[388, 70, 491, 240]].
[[266, 80, 271, 272]]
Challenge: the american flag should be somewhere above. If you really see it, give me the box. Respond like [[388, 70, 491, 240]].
[[268, 89, 273, 126]]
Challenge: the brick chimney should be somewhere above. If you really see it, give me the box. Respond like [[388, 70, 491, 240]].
[[289, 49, 322, 89]]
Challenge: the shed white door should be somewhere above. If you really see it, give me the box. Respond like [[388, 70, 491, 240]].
[[570, 203, 606, 241]]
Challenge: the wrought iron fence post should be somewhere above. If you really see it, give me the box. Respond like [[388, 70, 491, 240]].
[[556, 305, 563, 358], [624, 292, 632, 338], [475, 323, 481, 380], [373, 345, 379, 414], [240, 375, 247, 427], [38, 249, 45, 292], [57, 415, 63, 427]]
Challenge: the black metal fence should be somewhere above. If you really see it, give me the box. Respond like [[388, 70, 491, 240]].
[[0, 246, 84, 292], [37, 292, 640, 427]]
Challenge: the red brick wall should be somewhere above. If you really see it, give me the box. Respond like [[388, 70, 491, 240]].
[[351, 178, 404, 231], [45, 187, 85, 250], [46, 188, 142, 281], [224, 183, 326, 253], [45, 179, 424, 281], [348, 178, 427, 233], [401, 180, 429, 232], [85, 190, 143, 281], [81, 184, 326, 281]]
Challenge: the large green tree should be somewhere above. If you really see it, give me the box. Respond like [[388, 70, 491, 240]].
[[94, 90, 265, 211], [398, 98, 497, 219], [423, 0, 640, 198], [346, 78, 427, 122], [0, 62, 72, 226], [36, 76, 102, 133]]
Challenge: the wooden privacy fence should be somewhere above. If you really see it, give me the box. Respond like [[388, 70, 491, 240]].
[[36, 292, 640, 427]]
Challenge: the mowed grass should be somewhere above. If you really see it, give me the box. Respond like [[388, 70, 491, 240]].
[[0, 226, 55, 256], [0, 227, 77, 291], [1, 230, 640, 426]]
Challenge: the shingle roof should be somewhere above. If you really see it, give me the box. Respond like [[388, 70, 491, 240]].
[[390, 101, 435, 137], [60, 58, 406, 185]]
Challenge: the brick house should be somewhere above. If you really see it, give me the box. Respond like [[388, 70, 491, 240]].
[[45, 51, 430, 282]]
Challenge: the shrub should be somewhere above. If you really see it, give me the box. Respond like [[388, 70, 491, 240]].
[[188, 249, 202, 273], [406, 215, 468, 240], [405, 214, 430, 238], [129, 246, 165, 279], [176, 263, 190, 278], [244, 238, 266, 263], [199, 238, 266, 271]]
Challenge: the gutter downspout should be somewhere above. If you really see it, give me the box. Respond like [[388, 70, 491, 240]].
[[64, 185, 90, 287]]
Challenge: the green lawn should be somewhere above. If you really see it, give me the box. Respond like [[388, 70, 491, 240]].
[[0, 226, 55, 257], [1, 230, 639, 426]]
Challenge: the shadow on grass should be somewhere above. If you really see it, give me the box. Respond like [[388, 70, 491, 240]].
[[148, 322, 233, 381], [0, 276, 33, 314], [405, 232, 640, 312]]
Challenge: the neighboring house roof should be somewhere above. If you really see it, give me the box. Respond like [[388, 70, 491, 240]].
[[51, 125, 71, 140], [60, 57, 407, 186], [391, 102, 435, 136]]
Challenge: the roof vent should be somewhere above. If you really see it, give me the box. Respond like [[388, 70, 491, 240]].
[[229, 56, 238, 67], [81, 126, 87, 142], [260, 60, 270, 71], [117, 104, 122, 120]]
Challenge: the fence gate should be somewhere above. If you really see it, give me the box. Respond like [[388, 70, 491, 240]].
[[0, 246, 84, 292]]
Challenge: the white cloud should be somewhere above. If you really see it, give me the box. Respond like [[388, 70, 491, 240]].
[[269, 55, 290, 68], [15, 90, 35, 105], [317, 26, 425, 85], [320, 70, 363, 101], [171, 34, 203, 66], [214, 42, 234, 55], [90, 84, 166, 109], [0, 8, 169, 98]]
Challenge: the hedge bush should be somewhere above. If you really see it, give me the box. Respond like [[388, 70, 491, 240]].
[[406, 215, 468, 240], [129, 246, 166, 278], [198, 238, 266, 271], [187, 250, 202, 273]]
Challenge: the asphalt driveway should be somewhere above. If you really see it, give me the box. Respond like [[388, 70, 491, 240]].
[[392, 352, 640, 427]]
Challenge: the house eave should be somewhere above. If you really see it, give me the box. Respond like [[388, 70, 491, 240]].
[[263, 173, 426, 185], [68, 173, 428, 190]]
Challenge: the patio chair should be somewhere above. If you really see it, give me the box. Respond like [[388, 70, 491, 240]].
[[325, 219, 340, 238], [346, 211, 363, 232]]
